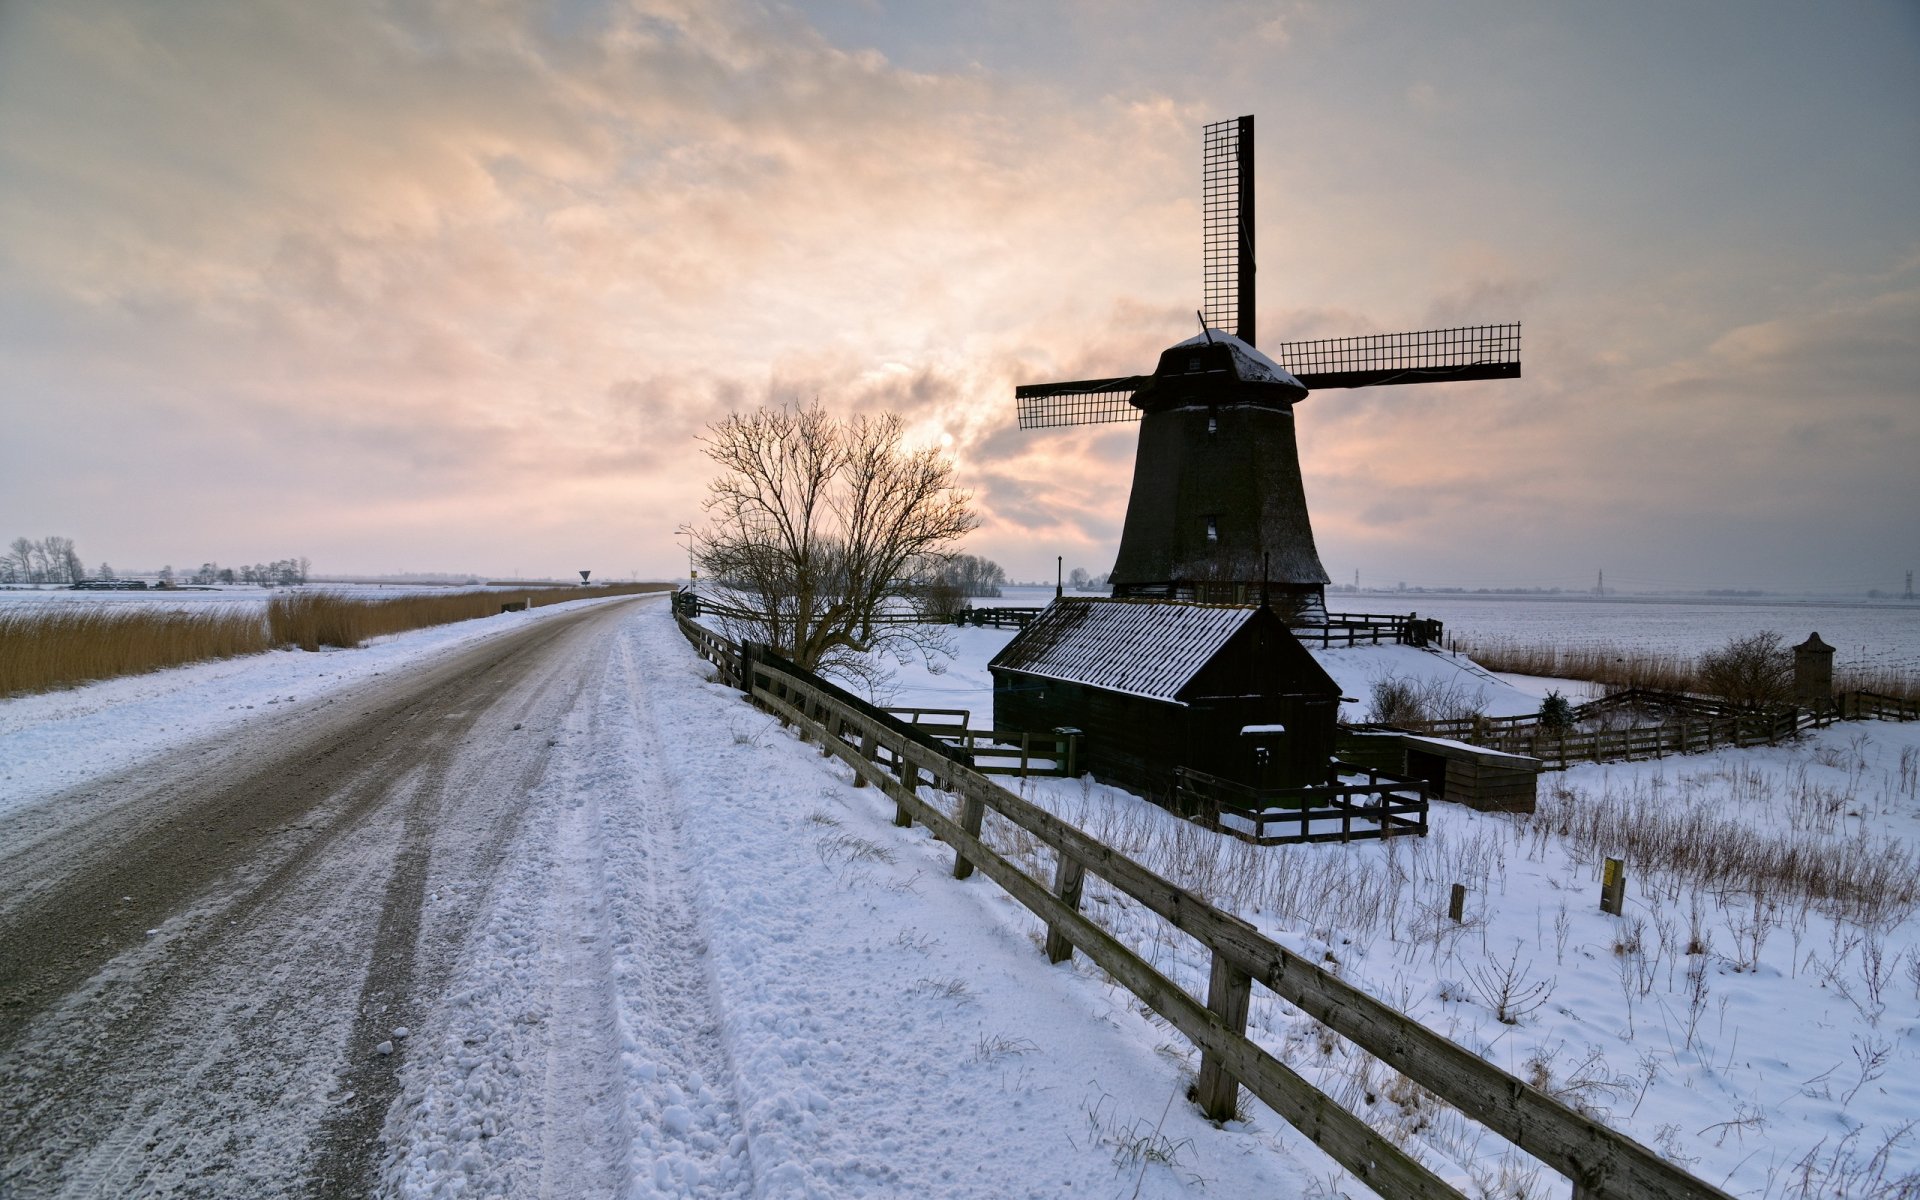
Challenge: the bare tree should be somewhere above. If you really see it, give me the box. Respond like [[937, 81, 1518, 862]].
[[1697, 630, 1793, 710], [695, 401, 977, 678], [7, 538, 34, 583]]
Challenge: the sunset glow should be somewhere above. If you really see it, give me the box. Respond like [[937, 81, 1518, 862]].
[[2, 2, 1915, 590]]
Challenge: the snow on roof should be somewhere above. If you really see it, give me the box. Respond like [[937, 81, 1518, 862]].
[[1170, 329, 1304, 389], [987, 598, 1255, 703]]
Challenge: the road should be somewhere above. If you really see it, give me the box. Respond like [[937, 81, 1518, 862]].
[[0, 595, 658, 1198]]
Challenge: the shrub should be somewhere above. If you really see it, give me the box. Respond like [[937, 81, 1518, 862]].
[[1369, 676, 1428, 725], [1539, 690, 1574, 733], [1696, 630, 1793, 711]]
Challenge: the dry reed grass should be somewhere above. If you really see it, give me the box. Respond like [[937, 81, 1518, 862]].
[[1, 583, 670, 696], [0, 602, 271, 696], [1451, 636, 1918, 702]]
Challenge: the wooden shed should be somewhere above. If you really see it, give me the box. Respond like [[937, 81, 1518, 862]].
[[989, 598, 1341, 798]]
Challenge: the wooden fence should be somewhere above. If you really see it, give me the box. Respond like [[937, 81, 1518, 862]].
[[1370, 686, 1915, 770], [676, 610, 1729, 1200], [1172, 764, 1429, 845], [1295, 611, 1445, 648], [954, 605, 1046, 629], [883, 706, 1080, 778], [1838, 690, 1920, 722]]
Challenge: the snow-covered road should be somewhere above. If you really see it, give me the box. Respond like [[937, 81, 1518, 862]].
[[2, 594, 1325, 1198]]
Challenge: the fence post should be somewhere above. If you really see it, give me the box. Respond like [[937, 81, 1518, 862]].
[[1448, 883, 1466, 923], [1043, 852, 1086, 964], [1194, 950, 1253, 1121], [1600, 856, 1626, 916], [953, 783, 986, 880], [893, 745, 916, 827], [1054, 727, 1082, 778], [852, 727, 871, 788]]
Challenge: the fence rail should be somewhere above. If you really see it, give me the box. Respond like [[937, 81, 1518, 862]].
[[1173, 763, 1429, 845], [1840, 690, 1920, 721], [676, 609, 1729, 1200], [1370, 686, 1914, 769], [1296, 611, 1445, 648], [954, 605, 1046, 629]]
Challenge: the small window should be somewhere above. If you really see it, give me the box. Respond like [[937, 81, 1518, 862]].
[[1187, 355, 1202, 372], [1205, 516, 1219, 543]]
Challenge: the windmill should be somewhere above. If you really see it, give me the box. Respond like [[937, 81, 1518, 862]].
[[1016, 115, 1521, 621]]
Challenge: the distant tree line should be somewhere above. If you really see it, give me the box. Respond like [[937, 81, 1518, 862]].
[[933, 554, 1007, 598], [1068, 567, 1110, 590], [0, 536, 311, 587], [2, 536, 86, 584], [177, 558, 312, 586]]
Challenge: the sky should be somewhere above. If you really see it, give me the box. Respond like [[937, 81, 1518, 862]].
[[1, 1, 1916, 592]]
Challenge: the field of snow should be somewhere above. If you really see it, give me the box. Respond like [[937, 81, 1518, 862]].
[[9, 593, 1920, 1196], [980, 586, 1920, 673], [1372, 593, 1920, 678], [866, 611, 1920, 1196]]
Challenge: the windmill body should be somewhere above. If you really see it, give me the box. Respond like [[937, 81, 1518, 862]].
[[1109, 331, 1329, 617], [1015, 115, 1521, 620]]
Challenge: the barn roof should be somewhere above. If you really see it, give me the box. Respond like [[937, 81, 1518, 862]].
[[988, 597, 1260, 703]]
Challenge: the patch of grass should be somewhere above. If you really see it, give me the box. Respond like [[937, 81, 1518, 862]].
[[0, 602, 270, 696], [906, 976, 973, 1002], [266, 583, 667, 651], [971, 1032, 1039, 1063], [815, 832, 897, 867]]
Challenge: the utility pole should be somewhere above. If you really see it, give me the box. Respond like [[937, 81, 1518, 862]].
[[1906, 569, 1915, 601]]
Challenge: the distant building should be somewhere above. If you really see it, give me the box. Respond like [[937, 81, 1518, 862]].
[[988, 597, 1341, 798]]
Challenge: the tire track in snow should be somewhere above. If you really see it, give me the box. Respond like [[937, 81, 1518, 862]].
[[0, 598, 652, 1198], [380, 642, 635, 1199], [381, 607, 754, 1198], [604, 622, 758, 1198]]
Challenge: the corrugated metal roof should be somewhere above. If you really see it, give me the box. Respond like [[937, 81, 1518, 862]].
[[987, 598, 1255, 702]]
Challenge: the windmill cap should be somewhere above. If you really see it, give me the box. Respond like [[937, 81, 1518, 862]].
[[1165, 330, 1305, 391]]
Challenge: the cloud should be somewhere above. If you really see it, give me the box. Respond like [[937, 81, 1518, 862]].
[[0, 1, 1913, 587]]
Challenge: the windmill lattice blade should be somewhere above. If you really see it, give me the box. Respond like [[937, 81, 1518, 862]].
[[1015, 377, 1146, 429], [1273, 323, 1522, 391], [1202, 115, 1254, 344]]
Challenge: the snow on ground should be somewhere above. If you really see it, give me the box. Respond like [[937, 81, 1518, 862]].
[[13, 592, 1920, 1196], [5, 595, 1331, 1195], [0, 595, 626, 815], [379, 601, 1331, 1198], [864, 617, 1920, 1196]]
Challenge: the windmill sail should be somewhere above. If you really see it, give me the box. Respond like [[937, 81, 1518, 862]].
[[1270, 323, 1521, 391], [1015, 376, 1147, 429], [1202, 115, 1254, 343]]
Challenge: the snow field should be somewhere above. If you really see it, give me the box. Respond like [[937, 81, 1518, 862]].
[[12, 586, 1918, 1197], [383, 601, 1327, 1197], [863, 614, 1920, 1194]]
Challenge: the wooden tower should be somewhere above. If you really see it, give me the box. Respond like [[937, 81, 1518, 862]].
[[1016, 115, 1523, 620]]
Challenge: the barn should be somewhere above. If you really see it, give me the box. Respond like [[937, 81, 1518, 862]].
[[988, 597, 1342, 798]]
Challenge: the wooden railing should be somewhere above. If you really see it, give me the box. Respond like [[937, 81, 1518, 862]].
[[679, 609, 744, 687], [1173, 763, 1428, 845], [953, 605, 1046, 629], [677, 613, 1730, 1200], [1297, 611, 1444, 648], [1369, 686, 1912, 770], [1839, 690, 1920, 721], [882, 707, 1083, 778]]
